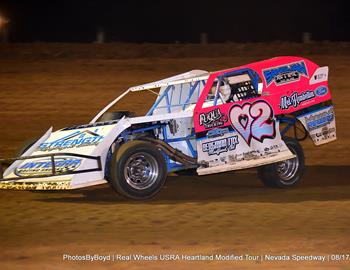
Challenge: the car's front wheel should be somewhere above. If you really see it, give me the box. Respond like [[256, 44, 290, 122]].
[[257, 137, 305, 188], [109, 140, 167, 200]]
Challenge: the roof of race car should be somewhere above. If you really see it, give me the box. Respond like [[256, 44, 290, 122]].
[[129, 69, 209, 91], [128, 56, 312, 92], [211, 56, 312, 77]]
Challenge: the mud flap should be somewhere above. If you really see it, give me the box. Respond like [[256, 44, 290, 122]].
[[297, 105, 336, 146]]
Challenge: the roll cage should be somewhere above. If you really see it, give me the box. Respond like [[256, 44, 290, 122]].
[[90, 70, 209, 123]]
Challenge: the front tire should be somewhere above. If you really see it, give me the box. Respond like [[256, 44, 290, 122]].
[[257, 137, 305, 188], [109, 140, 167, 200]]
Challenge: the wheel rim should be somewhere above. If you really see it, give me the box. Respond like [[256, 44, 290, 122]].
[[276, 148, 299, 184], [124, 152, 159, 190]]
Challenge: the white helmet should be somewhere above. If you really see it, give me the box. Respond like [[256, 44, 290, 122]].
[[219, 84, 231, 102]]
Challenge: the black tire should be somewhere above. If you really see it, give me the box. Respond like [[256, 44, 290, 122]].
[[109, 140, 167, 200], [257, 137, 305, 188]]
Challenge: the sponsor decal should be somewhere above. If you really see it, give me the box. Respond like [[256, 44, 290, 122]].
[[202, 135, 239, 156], [279, 90, 315, 110], [305, 107, 334, 131], [314, 85, 328, 97], [312, 126, 336, 140], [229, 100, 276, 146], [206, 128, 229, 138], [0, 180, 70, 190], [313, 73, 327, 82], [310, 67, 328, 85], [199, 108, 228, 129], [15, 157, 82, 177], [264, 144, 281, 154], [263, 61, 308, 87], [228, 150, 261, 162], [39, 129, 104, 151]]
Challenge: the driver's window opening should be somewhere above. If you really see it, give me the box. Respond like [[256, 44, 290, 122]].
[[99, 89, 161, 121], [213, 71, 261, 104]]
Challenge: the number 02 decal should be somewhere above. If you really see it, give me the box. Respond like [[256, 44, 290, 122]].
[[229, 100, 276, 146]]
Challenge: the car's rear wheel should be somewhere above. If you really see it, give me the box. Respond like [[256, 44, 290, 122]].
[[257, 137, 305, 188], [109, 140, 167, 200]]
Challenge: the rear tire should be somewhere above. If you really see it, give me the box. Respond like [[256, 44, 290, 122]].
[[257, 137, 305, 188], [109, 140, 167, 200]]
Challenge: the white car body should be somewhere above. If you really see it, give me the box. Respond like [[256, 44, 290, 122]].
[[0, 70, 213, 189]]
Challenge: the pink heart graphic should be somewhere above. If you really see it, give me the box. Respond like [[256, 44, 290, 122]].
[[229, 103, 253, 145]]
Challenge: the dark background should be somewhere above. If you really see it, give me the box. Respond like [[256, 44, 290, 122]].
[[0, 0, 349, 43]]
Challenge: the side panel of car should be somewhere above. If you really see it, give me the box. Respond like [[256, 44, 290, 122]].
[[193, 57, 336, 175]]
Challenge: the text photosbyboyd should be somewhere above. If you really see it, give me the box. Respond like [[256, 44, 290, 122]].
[[61, 253, 349, 262]]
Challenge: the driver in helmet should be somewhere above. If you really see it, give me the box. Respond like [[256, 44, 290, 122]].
[[219, 81, 233, 103]]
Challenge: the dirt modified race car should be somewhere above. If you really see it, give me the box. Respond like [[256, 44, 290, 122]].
[[0, 56, 337, 199]]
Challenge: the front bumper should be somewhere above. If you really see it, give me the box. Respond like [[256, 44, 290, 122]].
[[0, 152, 102, 190]]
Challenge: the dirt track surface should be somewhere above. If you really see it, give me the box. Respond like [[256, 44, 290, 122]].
[[1, 166, 350, 269], [0, 43, 349, 269]]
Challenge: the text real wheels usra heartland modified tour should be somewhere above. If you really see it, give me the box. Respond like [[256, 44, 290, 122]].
[[62, 253, 330, 262], [0, 56, 337, 199]]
